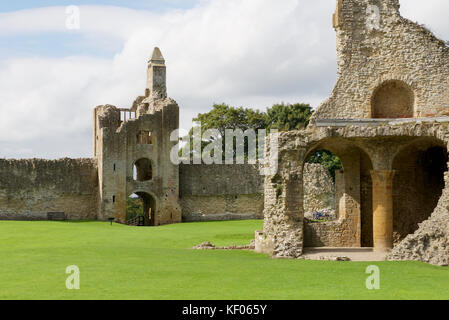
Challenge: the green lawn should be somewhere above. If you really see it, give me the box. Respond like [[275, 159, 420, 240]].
[[0, 220, 448, 300]]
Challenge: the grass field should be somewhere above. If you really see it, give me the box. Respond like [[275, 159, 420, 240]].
[[0, 220, 448, 300]]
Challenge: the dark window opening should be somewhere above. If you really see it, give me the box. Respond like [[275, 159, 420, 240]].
[[133, 158, 153, 182], [137, 131, 153, 145]]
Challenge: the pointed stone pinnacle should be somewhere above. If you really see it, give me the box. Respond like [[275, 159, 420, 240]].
[[150, 47, 165, 64]]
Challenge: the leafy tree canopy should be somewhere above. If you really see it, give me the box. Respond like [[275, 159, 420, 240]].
[[306, 149, 343, 181], [185, 102, 342, 177], [266, 103, 313, 131], [192, 103, 267, 138]]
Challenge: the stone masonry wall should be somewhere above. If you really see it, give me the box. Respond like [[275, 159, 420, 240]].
[[312, 0, 449, 122], [180, 163, 336, 222], [259, 0, 449, 264], [388, 171, 449, 266], [94, 101, 182, 225], [261, 120, 449, 264], [0, 158, 98, 220], [303, 163, 336, 217], [179, 164, 264, 221]]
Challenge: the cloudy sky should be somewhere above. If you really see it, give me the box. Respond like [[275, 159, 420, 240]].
[[0, 0, 448, 159]]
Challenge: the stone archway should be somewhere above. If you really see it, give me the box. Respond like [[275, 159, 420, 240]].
[[126, 191, 157, 226], [302, 138, 374, 248], [259, 122, 449, 263]]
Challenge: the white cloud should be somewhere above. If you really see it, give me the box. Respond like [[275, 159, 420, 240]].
[[400, 0, 449, 41], [0, 0, 447, 159], [0, 6, 157, 39]]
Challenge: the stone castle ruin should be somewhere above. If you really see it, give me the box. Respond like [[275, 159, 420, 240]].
[[0, 0, 448, 266], [0, 48, 272, 225]]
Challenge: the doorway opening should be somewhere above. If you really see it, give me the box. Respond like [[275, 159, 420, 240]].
[[126, 192, 157, 226]]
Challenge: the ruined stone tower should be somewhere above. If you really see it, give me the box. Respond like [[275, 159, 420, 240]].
[[93, 47, 182, 225]]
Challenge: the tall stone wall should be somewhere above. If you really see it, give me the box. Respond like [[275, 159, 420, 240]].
[[0, 158, 98, 220], [312, 0, 449, 122], [179, 164, 264, 221]]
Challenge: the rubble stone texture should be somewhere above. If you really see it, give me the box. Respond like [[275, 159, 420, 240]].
[[0, 158, 98, 220], [303, 163, 336, 219], [388, 171, 449, 266], [179, 164, 264, 221], [312, 0, 449, 122]]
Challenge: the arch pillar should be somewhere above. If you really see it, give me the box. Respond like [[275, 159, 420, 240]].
[[370, 170, 395, 252]]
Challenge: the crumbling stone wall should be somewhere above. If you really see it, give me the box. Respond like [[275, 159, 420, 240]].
[[392, 141, 447, 244], [388, 171, 449, 266], [312, 0, 449, 122], [303, 163, 336, 218], [179, 163, 337, 222], [0, 158, 98, 220], [179, 164, 264, 221], [260, 120, 449, 262], [259, 0, 449, 265], [261, 145, 304, 258], [304, 220, 354, 247]]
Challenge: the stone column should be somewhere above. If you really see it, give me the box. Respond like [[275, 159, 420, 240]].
[[370, 170, 395, 252]]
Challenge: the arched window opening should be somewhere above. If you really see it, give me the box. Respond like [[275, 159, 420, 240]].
[[133, 158, 152, 182], [304, 149, 343, 222], [371, 80, 414, 119]]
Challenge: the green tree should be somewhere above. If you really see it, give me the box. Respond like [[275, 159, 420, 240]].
[[186, 103, 267, 161], [193, 103, 266, 137], [265, 103, 313, 131], [184, 102, 341, 175], [306, 149, 343, 181]]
